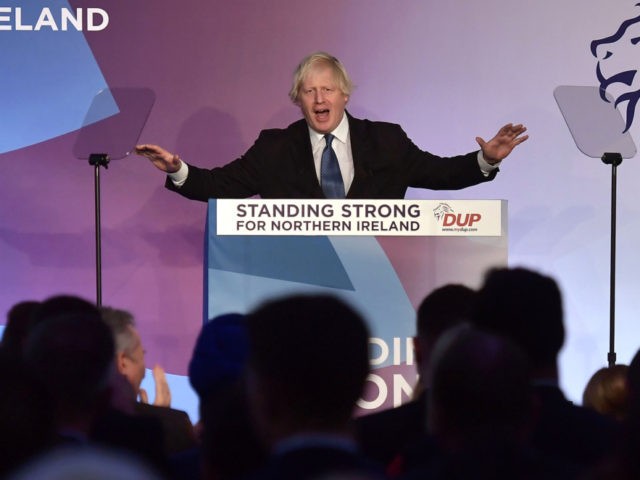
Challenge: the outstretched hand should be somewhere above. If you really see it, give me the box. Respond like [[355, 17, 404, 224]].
[[476, 123, 528, 165], [135, 144, 182, 173]]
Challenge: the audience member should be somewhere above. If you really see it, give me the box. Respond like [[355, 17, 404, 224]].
[[0, 300, 41, 357], [471, 267, 618, 473], [23, 308, 115, 443], [243, 294, 385, 480], [401, 326, 572, 479], [100, 306, 196, 455], [582, 364, 630, 422], [6, 446, 165, 480], [199, 381, 266, 480], [100, 306, 170, 406], [31, 294, 102, 326], [0, 350, 54, 477], [188, 313, 249, 405], [582, 349, 640, 479], [355, 284, 477, 466], [21, 294, 168, 475], [172, 313, 266, 480]]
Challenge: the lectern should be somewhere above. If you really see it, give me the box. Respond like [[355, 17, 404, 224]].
[[205, 199, 507, 413]]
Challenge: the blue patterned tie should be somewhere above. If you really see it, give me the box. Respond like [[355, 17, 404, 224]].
[[320, 134, 345, 198]]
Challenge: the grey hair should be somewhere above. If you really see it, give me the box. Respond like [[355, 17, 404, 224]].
[[100, 306, 138, 356]]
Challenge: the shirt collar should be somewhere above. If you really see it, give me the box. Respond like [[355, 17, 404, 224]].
[[308, 112, 349, 147]]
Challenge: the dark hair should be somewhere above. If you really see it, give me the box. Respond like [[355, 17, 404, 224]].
[[246, 294, 370, 427], [23, 309, 115, 418], [472, 267, 565, 369], [417, 284, 477, 342], [430, 326, 532, 436], [1, 300, 41, 357], [189, 313, 249, 402]]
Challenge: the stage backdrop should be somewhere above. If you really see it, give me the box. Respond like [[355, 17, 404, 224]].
[[3, 0, 640, 421]]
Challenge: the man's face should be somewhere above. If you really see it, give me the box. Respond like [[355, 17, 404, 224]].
[[117, 326, 146, 391], [297, 64, 349, 134]]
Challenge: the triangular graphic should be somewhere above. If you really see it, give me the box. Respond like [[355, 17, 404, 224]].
[[2, 0, 114, 154], [210, 235, 354, 290]]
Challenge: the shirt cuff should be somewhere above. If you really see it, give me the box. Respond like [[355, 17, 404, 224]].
[[168, 161, 189, 187], [477, 151, 500, 177]]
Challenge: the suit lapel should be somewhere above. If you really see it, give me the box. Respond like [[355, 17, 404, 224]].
[[287, 119, 324, 198], [346, 113, 375, 198]]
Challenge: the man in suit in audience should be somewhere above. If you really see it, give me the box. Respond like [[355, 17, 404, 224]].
[[471, 266, 619, 473], [355, 284, 477, 467], [100, 306, 196, 456], [401, 325, 576, 479], [172, 312, 266, 480], [136, 52, 528, 200], [243, 294, 385, 480]]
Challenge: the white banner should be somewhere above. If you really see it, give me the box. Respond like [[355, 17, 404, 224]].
[[216, 199, 503, 236]]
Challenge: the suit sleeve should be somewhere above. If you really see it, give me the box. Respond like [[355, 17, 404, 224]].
[[164, 132, 276, 201], [394, 126, 497, 190]]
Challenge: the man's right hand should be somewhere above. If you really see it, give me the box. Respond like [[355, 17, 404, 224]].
[[135, 144, 182, 173]]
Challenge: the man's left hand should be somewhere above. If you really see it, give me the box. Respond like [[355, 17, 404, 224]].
[[476, 123, 528, 165]]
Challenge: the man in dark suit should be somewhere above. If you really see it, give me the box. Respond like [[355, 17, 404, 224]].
[[100, 306, 196, 456], [355, 284, 478, 468], [136, 52, 528, 200], [471, 267, 619, 474], [242, 294, 385, 480]]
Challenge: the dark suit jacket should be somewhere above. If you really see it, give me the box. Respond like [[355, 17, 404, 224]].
[[91, 407, 169, 474], [245, 445, 386, 480], [134, 402, 196, 456], [531, 385, 619, 471], [166, 113, 496, 200], [354, 392, 427, 467]]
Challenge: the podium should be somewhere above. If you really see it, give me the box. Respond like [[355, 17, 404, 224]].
[[205, 199, 507, 413]]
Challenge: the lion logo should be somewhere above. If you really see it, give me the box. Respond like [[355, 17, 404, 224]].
[[591, 4, 640, 132], [433, 203, 454, 222]]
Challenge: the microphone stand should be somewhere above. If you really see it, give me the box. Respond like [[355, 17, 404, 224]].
[[89, 153, 110, 308], [601, 152, 622, 367]]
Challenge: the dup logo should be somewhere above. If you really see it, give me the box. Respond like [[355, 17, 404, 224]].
[[433, 203, 482, 227], [591, 4, 640, 132]]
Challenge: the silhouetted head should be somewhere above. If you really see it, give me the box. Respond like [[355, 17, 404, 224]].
[[23, 300, 114, 427], [246, 294, 370, 440], [472, 267, 564, 372], [428, 325, 533, 445], [414, 284, 477, 386], [189, 312, 249, 403], [583, 364, 630, 421]]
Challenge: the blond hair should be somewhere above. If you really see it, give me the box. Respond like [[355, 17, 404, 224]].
[[289, 52, 354, 103]]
